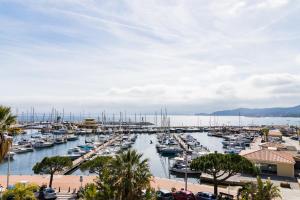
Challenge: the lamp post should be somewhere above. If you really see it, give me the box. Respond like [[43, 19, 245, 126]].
[[185, 150, 188, 191], [6, 152, 10, 189], [184, 144, 190, 191], [5, 134, 12, 189], [298, 121, 300, 145]]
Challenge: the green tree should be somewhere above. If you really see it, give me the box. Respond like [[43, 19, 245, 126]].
[[2, 182, 39, 200], [80, 183, 99, 200], [32, 156, 72, 188], [0, 106, 16, 162], [80, 150, 153, 200], [239, 176, 281, 200], [190, 152, 258, 196], [80, 156, 115, 199], [239, 182, 256, 200], [112, 149, 152, 200]]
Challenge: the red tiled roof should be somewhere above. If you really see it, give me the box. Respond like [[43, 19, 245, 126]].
[[260, 142, 286, 149], [242, 149, 295, 164], [268, 130, 282, 137]]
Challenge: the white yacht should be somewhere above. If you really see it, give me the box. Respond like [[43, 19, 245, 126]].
[[33, 141, 54, 149]]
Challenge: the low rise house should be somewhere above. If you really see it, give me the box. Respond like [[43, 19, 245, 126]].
[[241, 149, 295, 177], [268, 129, 283, 141], [259, 142, 287, 150]]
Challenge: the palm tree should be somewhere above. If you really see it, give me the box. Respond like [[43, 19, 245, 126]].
[[0, 106, 16, 162], [261, 128, 269, 142], [256, 177, 281, 200], [80, 183, 99, 200], [239, 176, 281, 200], [239, 182, 256, 200], [112, 149, 152, 200], [2, 182, 39, 200], [80, 156, 115, 199]]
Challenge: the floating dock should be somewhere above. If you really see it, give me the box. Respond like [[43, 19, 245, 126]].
[[62, 135, 122, 175]]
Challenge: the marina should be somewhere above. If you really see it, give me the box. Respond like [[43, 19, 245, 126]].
[[1, 115, 300, 198], [0, 127, 226, 182], [2, 1, 300, 198]]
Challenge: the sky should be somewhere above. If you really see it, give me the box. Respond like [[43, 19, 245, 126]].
[[1, 0, 300, 114]]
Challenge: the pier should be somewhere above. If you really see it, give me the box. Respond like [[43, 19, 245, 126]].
[[173, 134, 189, 151], [62, 135, 122, 175]]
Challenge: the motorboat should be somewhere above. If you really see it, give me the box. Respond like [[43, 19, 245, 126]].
[[169, 158, 201, 175], [85, 138, 95, 144], [78, 144, 95, 151], [54, 137, 67, 144], [160, 147, 183, 155], [33, 141, 54, 149], [156, 144, 167, 152], [18, 138, 32, 145], [52, 129, 68, 135], [224, 148, 241, 154], [31, 134, 42, 139], [13, 147, 34, 154], [68, 147, 86, 155], [120, 140, 132, 150], [67, 135, 79, 141]]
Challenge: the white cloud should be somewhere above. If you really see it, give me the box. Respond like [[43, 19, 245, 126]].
[[0, 0, 300, 113], [257, 0, 289, 9]]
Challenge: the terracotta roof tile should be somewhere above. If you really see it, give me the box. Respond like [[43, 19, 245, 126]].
[[242, 149, 295, 164], [268, 130, 282, 137], [260, 142, 286, 149]]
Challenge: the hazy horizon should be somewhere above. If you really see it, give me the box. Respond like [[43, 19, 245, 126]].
[[1, 0, 300, 113]]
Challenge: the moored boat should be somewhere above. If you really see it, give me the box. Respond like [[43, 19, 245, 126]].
[[160, 147, 183, 155], [13, 147, 34, 154], [33, 141, 54, 149], [67, 135, 79, 141], [54, 137, 67, 144]]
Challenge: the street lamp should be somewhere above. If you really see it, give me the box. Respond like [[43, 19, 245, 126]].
[[5, 134, 13, 189], [185, 150, 188, 191]]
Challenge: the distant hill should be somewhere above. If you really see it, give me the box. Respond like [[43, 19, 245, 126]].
[[196, 105, 300, 117]]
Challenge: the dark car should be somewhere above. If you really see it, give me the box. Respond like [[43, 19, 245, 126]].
[[195, 192, 216, 200], [173, 190, 196, 200], [156, 189, 175, 200]]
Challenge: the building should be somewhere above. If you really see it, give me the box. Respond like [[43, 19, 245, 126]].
[[259, 142, 287, 150], [241, 149, 295, 177], [268, 129, 283, 141], [78, 118, 98, 130]]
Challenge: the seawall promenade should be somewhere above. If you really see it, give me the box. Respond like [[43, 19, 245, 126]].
[[0, 175, 238, 195]]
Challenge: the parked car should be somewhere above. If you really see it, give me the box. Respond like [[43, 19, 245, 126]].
[[35, 187, 57, 200], [173, 190, 195, 200], [195, 192, 216, 200], [156, 189, 175, 200]]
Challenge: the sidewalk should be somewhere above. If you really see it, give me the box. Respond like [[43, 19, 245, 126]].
[[0, 175, 238, 194]]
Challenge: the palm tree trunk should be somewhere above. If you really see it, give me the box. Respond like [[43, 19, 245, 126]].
[[49, 173, 54, 188]]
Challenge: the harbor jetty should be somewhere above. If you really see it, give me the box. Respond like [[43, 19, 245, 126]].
[[173, 134, 189, 151], [62, 135, 122, 175]]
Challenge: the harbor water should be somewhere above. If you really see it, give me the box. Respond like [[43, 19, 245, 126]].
[[0, 130, 223, 183], [1, 114, 299, 182]]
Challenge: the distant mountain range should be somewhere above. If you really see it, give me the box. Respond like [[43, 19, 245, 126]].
[[196, 105, 300, 117]]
